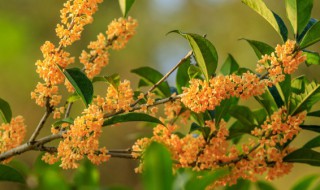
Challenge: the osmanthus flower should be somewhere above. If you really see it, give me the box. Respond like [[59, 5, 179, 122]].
[[31, 82, 62, 107], [0, 116, 26, 163]]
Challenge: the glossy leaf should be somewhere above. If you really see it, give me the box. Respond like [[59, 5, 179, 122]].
[[303, 135, 320, 149], [131, 67, 171, 98], [284, 148, 320, 166], [229, 105, 256, 127], [176, 57, 191, 94], [220, 54, 239, 75], [290, 81, 320, 115], [304, 51, 320, 66], [52, 117, 74, 127], [291, 174, 319, 190], [103, 112, 163, 126], [256, 181, 277, 190], [300, 21, 320, 49], [242, 39, 274, 58], [169, 30, 218, 81], [0, 164, 25, 183], [300, 125, 320, 133], [73, 159, 99, 188], [63, 68, 93, 107], [298, 18, 318, 42], [242, 0, 288, 41], [143, 142, 173, 190], [0, 98, 12, 123], [215, 97, 238, 126], [285, 0, 313, 35], [225, 178, 251, 190], [119, 0, 135, 17]]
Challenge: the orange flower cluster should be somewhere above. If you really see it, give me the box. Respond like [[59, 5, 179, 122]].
[[0, 116, 26, 163], [56, 0, 103, 47], [42, 104, 110, 169], [31, 83, 62, 107], [257, 40, 306, 83], [95, 80, 134, 113], [132, 107, 306, 187], [80, 17, 138, 79], [181, 73, 268, 113]]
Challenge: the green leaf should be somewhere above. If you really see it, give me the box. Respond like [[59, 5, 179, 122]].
[[131, 67, 171, 98], [242, 39, 274, 58], [118, 0, 135, 17], [284, 148, 320, 166], [300, 125, 320, 133], [254, 89, 278, 116], [229, 105, 256, 127], [277, 74, 292, 107], [242, 0, 288, 42], [300, 21, 320, 49], [228, 121, 254, 139], [308, 110, 320, 117], [298, 18, 318, 42], [52, 117, 74, 127], [103, 112, 163, 126], [215, 97, 238, 126], [73, 159, 99, 188], [304, 51, 320, 66], [291, 75, 308, 94], [253, 108, 267, 126], [225, 178, 251, 190], [268, 86, 285, 108], [188, 65, 202, 79], [143, 142, 173, 190], [67, 93, 81, 103], [303, 135, 320, 149], [256, 181, 277, 190], [290, 81, 320, 115], [176, 57, 191, 94], [169, 30, 218, 81], [285, 0, 313, 35], [0, 98, 12, 123], [220, 54, 239, 75], [92, 73, 120, 87], [63, 68, 93, 107], [291, 174, 319, 190], [0, 164, 25, 183]]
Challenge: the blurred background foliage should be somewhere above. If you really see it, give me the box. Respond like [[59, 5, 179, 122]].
[[0, 0, 320, 189]]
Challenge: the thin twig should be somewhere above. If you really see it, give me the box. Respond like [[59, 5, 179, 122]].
[[64, 102, 73, 118]]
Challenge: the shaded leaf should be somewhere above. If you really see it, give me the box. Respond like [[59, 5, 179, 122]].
[[103, 112, 163, 126], [118, 0, 135, 17], [52, 117, 74, 127], [254, 89, 278, 116], [131, 67, 171, 98], [300, 21, 320, 49], [215, 97, 238, 125], [92, 73, 120, 88], [0, 98, 12, 123], [291, 174, 319, 190], [63, 68, 93, 107], [298, 18, 318, 42], [268, 85, 284, 108], [0, 164, 25, 183], [277, 74, 292, 107], [225, 178, 251, 190], [229, 105, 256, 127], [300, 125, 320, 133], [73, 159, 99, 188], [256, 180, 277, 190], [176, 57, 191, 94], [188, 65, 202, 79], [303, 135, 320, 149], [242, 0, 288, 41], [253, 108, 267, 126], [242, 39, 274, 58], [285, 0, 313, 35], [220, 54, 239, 75], [308, 110, 320, 117], [284, 148, 320, 166], [169, 30, 218, 81], [228, 121, 254, 139]]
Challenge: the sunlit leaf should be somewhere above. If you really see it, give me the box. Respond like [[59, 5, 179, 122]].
[[0, 164, 25, 183], [0, 98, 12, 123], [63, 68, 93, 107], [143, 142, 173, 190], [67, 93, 81, 103], [285, 0, 313, 35], [300, 21, 320, 49], [220, 54, 239, 75], [118, 0, 135, 17], [304, 51, 320, 66], [52, 117, 74, 127], [103, 112, 163, 126], [176, 57, 191, 94], [303, 135, 320, 149], [291, 174, 319, 190], [242, 39, 274, 58], [242, 0, 288, 41], [284, 148, 320, 166], [131, 67, 171, 98], [297, 18, 318, 42], [169, 30, 218, 81], [188, 65, 202, 79], [92, 73, 120, 88]]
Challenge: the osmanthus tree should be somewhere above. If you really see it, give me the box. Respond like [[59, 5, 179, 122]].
[[1, 0, 320, 189]]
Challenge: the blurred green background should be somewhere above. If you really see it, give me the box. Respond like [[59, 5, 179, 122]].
[[0, 0, 320, 189]]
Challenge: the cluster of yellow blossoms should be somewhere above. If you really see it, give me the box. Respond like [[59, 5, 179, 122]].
[[0, 116, 26, 163]]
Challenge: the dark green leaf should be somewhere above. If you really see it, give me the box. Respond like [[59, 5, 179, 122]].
[[254, 89, 278, 116], [304, 51, 320, 66], [0, 98, 12, 123], [131, 67, 171, 98], [242, 0, 288, 41], [143, 142, 173, 190], [118, 0, 135, 17], [188, 65, 202, 79], [52, 117, 74, 127], [256, 180, 276, 190], [300, 125, 320, 133], [228, 121, 254, 140], [225, 178, 251, 190], [253, 108, 267, 125], [73, 159, 99, 188], [291, 174, 319, 190], [300, 21, 320, 49], [268, 86, 284, 108], [242, 39, 274, 58], [176, 57, 191, 94], [103, 112, 163, 126], [303, 135, 320, 149], [63, 68, 93, 107], [277, 74, 292, 107], [220, 54, 239, 75], [285, 0, 313, 35], [215, 97, 238, 126], [308, 110, 320, 117], [298, 18, 318, 42], [236, 67, 254, 75], [169, 30, 218, 81], [229, 105, 256, 127], [0, 164, 25, 183], [284, 148, 320, 166]]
